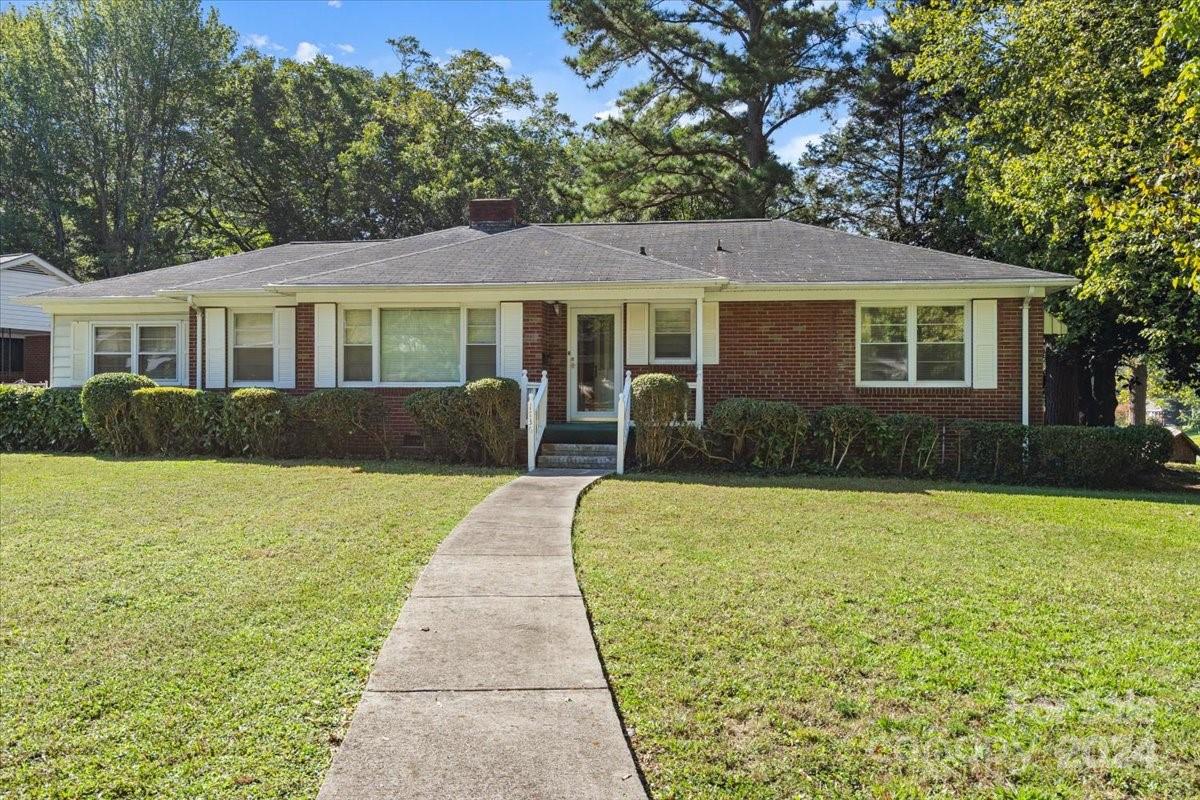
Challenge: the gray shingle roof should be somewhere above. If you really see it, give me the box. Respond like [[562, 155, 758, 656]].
[[27, 218, 1072, 300], [278, 225, 719, 286]]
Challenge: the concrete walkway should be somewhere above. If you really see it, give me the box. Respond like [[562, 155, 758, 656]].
[[317, 471, 648, 800]]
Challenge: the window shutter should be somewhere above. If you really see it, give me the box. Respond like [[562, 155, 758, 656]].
[[314, 303, 337, 388], [498, 302, 524, 379], [702, 302, 719, 365], [204, 308, 226, 389], [70, 321, 88, 385], [626, 303, 648, 365], [274, 307, 296, 389], [972, 299, 998, 389]]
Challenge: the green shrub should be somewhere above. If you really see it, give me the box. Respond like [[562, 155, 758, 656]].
[[0, 385, 93, 452], [35, 388, 94, 452], [80, 373, 157, 454], [708, 398, 809, 469], [1029, 424, 1173, 487], [405, 386, 474, 461], [884, 414, 940, 477], [951, 421, 1028, 483], [630, 373, 690, 468], [465, 378, 520, 465], [223, 388, 290, 457], [816, 405, 884, 473], [132, 388, 217, 455], [294, 388, 388, 457]]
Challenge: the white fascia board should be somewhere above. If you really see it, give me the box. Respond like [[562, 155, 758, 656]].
[[288, 283, 715, 305], [709, 281, 1066, 302], [18, 298, 190, 315], [1, 254, 79, 284]]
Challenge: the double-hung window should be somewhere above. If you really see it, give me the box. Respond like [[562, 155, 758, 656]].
[[342, 309, 374, 382], [651, 305, 693, 362], [465, 308, 498, 381], [857, 303, 968, 386], [232, 312, 274, 383], [92, 323, 181, 383]]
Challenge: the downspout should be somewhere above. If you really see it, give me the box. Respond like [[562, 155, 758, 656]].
[[1021, 292, 1031, 427], [187, 295, 203, 390]]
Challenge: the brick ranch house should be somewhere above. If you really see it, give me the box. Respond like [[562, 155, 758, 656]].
[[22, 199, 1075, 464]]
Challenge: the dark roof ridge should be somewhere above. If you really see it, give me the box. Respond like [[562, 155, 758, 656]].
[[540, 218, 769, 227], [531, 224, 724, 280], [272, 226, 508, 285], [174, 240, 391, 289]]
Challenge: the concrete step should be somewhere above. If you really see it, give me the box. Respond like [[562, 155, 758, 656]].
[[537, 454, 617, 470], [540, 443, 619, 456]]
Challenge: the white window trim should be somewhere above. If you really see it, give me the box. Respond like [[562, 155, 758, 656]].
[[337, 303, 500, 388], [649, 303, 696, 364], [855, 300, 972, 388], [88, 320, 186, 386], [228, 309, 276, 388]]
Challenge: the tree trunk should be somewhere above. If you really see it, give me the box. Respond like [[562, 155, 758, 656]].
[[1043, 338, 1080, 424], [1131, 361, 1147, 425]]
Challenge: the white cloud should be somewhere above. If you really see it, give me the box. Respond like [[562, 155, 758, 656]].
[[242, 33, 285, 52], [777, 132, 824, 163], [490, 53, 512, 71], [295, 41, 321, 63], [335, 43, 355, 54], [327, 0, 343, 7], [593, 99, 622, 121]]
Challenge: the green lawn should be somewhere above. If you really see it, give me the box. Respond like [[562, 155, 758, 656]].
[[0, 454, 512, 799], [574, 475, 1200, 799]]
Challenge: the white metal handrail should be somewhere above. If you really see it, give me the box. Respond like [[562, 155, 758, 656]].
[[526, 370, 548, 472], [616, 370, 632, 475]]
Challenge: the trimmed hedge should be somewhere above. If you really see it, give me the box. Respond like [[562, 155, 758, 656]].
[[708, 398, 809, 469], [294, 388, 388, 457], [406, 379, 521, 465], [0, 385, 93, 452], [81, 373, 157, 454], [223, 388, 290, 457], [1028, 425, 1173, 488], [132, 387, 225, 455], [630, 373, 689, 468]]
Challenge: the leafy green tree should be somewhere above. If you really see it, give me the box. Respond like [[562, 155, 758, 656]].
[[898, 0, 1198, 418], [0, 0, 234, 278], [553, 0, 854, 219], [795, 16, 977, 251]]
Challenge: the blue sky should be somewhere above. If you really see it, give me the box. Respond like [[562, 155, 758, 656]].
[[5, 0, 855, 160], [204, 0, 841, 160]]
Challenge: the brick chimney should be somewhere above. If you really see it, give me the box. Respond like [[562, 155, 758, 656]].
[[468, 198, 520, 232]]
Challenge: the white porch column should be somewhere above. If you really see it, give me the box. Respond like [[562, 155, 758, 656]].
[[695, 296, 704, 426]]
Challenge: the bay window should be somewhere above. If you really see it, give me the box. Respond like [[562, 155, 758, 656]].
[[651, 305, 693, 362], [92, 323, 181, 383], [857, 302, 969, 386], [232, 312, 274, 383]]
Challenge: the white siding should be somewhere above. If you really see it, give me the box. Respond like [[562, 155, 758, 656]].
[[972, 299, 998, 389], [0, 268, 71, 332], [625, 302, 649, 365], [273, 307, 296, 389], [314, 303, 337, 388], [498, 301, 524, 379], [50, 316, 74, 386]]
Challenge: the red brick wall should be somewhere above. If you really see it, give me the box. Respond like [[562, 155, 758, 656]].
[[188, 308, 198, 388], [697, 298, 1042, 424], [1, 334, 50, 383], [296, 303, 314, 391]]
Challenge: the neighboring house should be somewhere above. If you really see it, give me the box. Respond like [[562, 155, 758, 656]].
[[1, 253, 79, 383], [22, 199, 1075, 455], [1166, 427, 1200, 465]]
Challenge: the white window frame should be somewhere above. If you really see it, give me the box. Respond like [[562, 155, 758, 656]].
[[88, 320, 186, 386], [855, 300, 972, 388], [337, 303, 500, 388], [228, 309, 276, 388], [649, 303, 695, 364]]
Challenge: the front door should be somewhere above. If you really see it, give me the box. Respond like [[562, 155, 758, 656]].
[[568, 306, 622, 420]]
